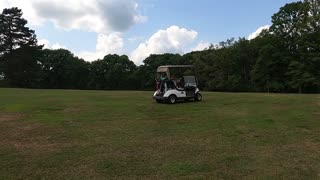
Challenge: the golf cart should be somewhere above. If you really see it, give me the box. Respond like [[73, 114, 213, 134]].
[[153, 65, 202, 104]]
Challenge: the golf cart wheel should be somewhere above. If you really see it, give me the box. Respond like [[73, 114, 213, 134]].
[[156, 99, 162, 103], [168, 95, 177, 104], [194, 93, 202, 101]]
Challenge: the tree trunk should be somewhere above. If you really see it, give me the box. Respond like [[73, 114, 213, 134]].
[[299, 86, 302, 94]]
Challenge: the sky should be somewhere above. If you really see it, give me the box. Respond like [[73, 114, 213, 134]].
[[0, 0, 297, 65]]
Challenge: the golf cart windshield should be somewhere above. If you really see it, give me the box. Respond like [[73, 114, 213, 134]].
[[184, 76, 197, 86]]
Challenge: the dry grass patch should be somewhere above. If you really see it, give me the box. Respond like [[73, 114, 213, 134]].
[[0, 116, 68, 153], [0, 113, 24, 122], [63, 107, 81, 113]]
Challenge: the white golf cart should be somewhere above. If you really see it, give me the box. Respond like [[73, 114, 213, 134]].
[[153, 65, 202, 104]]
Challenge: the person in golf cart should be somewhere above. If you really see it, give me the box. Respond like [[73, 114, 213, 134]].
[[158, 72, 175, 90], [153, 65, 202, 104], [160, 72, 168, 81]]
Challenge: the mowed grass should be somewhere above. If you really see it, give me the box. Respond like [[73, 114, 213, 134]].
[[0, 88, 320, 179]]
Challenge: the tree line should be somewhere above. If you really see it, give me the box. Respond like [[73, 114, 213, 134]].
[[0, 0, 319, 93]]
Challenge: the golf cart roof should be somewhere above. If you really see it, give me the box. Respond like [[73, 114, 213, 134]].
[[157, 65, 193, 73]]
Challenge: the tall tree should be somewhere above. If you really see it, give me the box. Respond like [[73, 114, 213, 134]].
[[269, 1, 320, 93], [88, 54, 137, 90], [39, 49, 89, 89], [270, 2, 309, 48], [0, 7, 37, 54], [3, 45, 42, 88], [305, 0, 320, 32], [0, 7, 39, 87]]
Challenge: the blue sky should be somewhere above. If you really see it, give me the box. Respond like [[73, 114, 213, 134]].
[[0, 0, 297, 64]]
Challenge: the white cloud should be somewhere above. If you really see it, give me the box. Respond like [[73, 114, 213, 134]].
[[134, 15, 148, 24], [248, 25, 270, 40], [130, 25, 198, 65], [37, 31, 125, 62], [78, 51, 104, 62], [128, 36, 144, 43], [51, 43, 66, 50], [38, 39, 66, 49], [96, 33, 123, 53], [38, 39, 50, 48], [191, 42, 210, 52], [1, 0, 42, 25], [0, 0, 146, 33], [78, 32, 124, 61], [0, 1, 9, 9]]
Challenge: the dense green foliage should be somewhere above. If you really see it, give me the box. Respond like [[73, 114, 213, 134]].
[[1, 88, 320, 179], [0, 1, 319, 93]]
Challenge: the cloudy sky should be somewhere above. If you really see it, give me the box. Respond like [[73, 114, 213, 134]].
[[0, 0, 296, 64]]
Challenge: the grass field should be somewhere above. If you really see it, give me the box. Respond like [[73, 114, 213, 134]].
[[0, 88, 320, 179]]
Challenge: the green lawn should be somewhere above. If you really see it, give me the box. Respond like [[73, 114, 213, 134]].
[[0, 88, 320, 179]]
